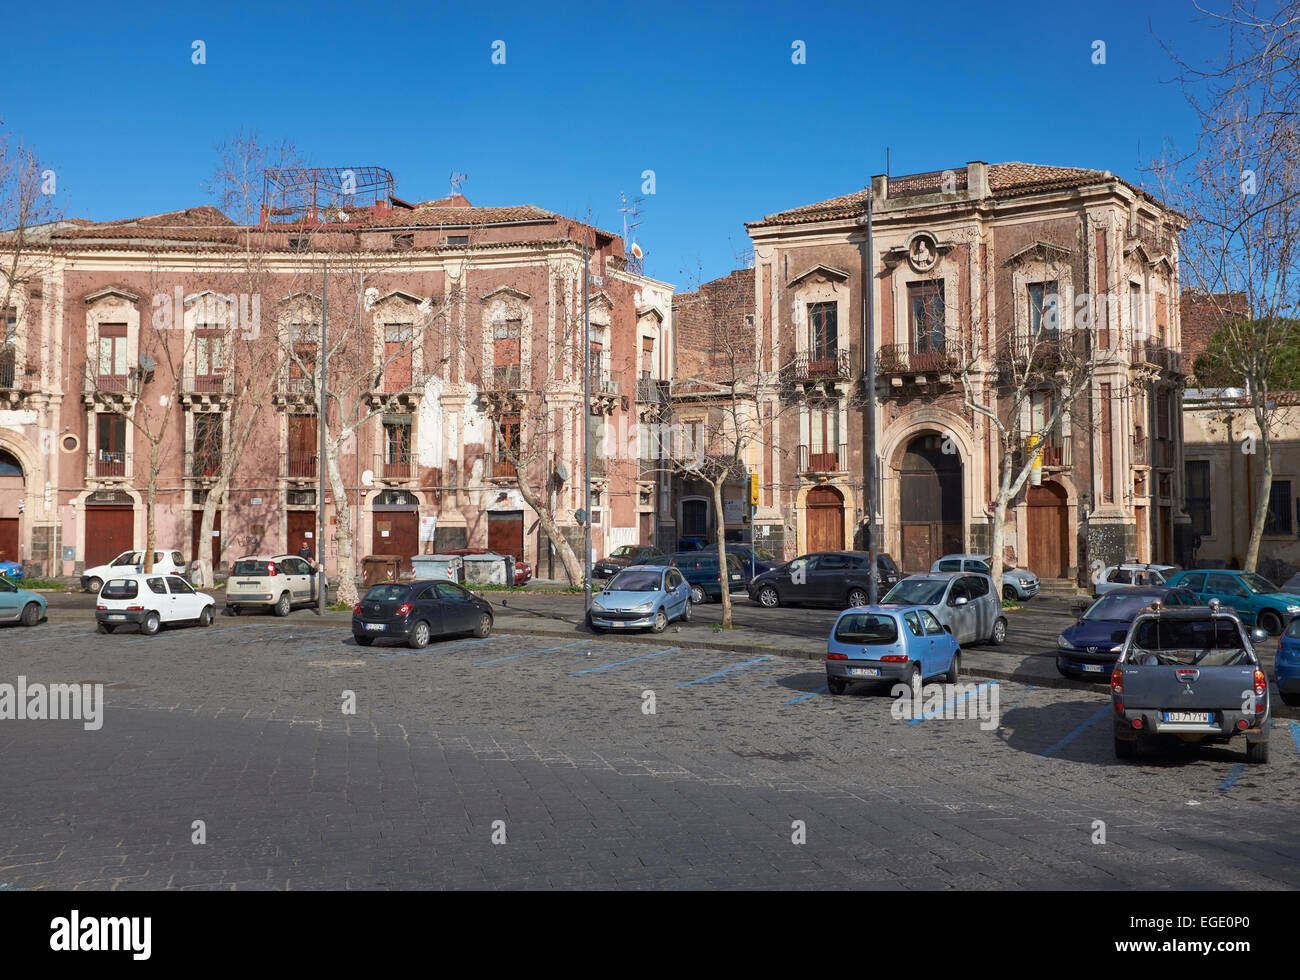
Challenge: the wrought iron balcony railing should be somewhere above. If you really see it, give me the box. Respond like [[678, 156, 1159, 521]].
[[286, 450, 317, 478], [785, 349, 853, 383], [96, 450, 125, 477], [798, 443, 847, 473], [876, 340, 965, 374], [636, 377, 670, 404]]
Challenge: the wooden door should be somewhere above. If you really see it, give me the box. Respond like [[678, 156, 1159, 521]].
[[373, 510, 419, 570], [288, 511, 315, 559], [899, 434, 962, 571], [0, 517, 17, 564], [1027, 482, 1069, 578], [1134, 506, 1147, 564], [805, 486, 844, 553], [902, 524, 933, 574], [191, 510, 222, 567], [488, 510, 525, 562], [85, 506, 134, 568], [638, 512, 652, 544]]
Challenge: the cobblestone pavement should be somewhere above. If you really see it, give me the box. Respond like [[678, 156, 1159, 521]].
[[2, 615, 1298, 890]]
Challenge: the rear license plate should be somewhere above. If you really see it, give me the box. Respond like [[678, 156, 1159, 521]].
[[849, 667, 880, 677], [238, 581, 259, 586], [1082, 663, 1104, 672], [365, 623, 385, 631], [1163, 711, 1211, 723], [109, 614, 125, 621]]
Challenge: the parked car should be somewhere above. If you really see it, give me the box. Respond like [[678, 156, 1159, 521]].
[[1057, 586, 1197, 678], [1093, 562, 1178, 596], [747, 551, 878, 609], [1111, 600, 1271, 763], [592, 544, 664, 581], [352, 579, 493, 648], [81, 549, 187, 595], [225, 555, 325, 616], [931, 554, 1039, 601], [881, 572, 1006, 646], [1281, 571, 1300, 595], [1276, 618, 1300, 707], [676, 537, 708, 552], [875, 553, 902, 592], [0, 559, 24, 579], [95, 572, 216, 635], [0, 573, 45, 627], [824, 605, 961, 697], [725, 544, 778, 578], [1163, 568, 1300, 635], [587, 565, 692, 633], [644, 551, 746, 604], [443, 548, 532, 585]]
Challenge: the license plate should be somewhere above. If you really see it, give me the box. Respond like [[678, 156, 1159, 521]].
[[1163, 711, 1211, 723], [109, 614, 125, 621], [849, 667, 880, 677], [610, 621, 627, 628], [365, 623, 385, 631], [238, 581, 259, 586], [1082, 663, 1104, 673]]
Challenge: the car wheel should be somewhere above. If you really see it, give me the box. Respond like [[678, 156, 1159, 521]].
[[230, 605, 241, 616], [945, 651, 961, 684], [273, 592, 291, 617], [198, 606, 214, 627], [757, 586, 779, 608], [1246, 739, 1270, 764], [1281, 692, 1300, 707], [408, 620, 431, 649], [681, 601, 693, 623], [1002, 585, 1016, 601], [827, 677, 847, 696], [989, 617, 1007, 645], [1114, 736, 1136, 760], [651, 609, 668, 633], [97, 623, 114, 634], [1257, 610, 1284, 636], [86, 577, 102, 595], [586, 612, 604, 634], [907, 664, 922, 701], [474, 613, 492, 638], [140, 612, 160, 637], [689, 584, 706, 605], [847, 587, 868, 607], [355, 636, 374, 647], [20, 602, 40, 627]]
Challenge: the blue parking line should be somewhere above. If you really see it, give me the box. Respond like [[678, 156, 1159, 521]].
[[908, 681, 999, 725], [1040, 704, 1111, 758], [572, 647, 680, 675], [1291, 722, 1300, 756], [1219, 763, 1246, 791], [377, 635, 520, 659], [475, 639, 585, 666], [784, 686, 827, 705], [676, 656, 772, 688]]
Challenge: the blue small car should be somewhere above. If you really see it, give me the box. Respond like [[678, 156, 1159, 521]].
[[0, 573, 46, 627], [1057, 586, 1197, 678], [1277, 618, 1300, 707], [0, 559, 23, 579], [825, 604, 960, 697], [1164, 569, 1300, 635], [587, 565, 692, 633]]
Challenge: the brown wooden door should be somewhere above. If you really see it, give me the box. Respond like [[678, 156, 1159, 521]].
[[805, 486, 844, 553], [85, 506, 134, 568], [288, 511, 315, 559], [488, 510, 525, 562], [1027, 482, 1069, 578], [902, 524, 933, 574], [638, 512, 652, 544], [373, 510, 418, 570], [1134, 506, 1147, 563], [0, 517, 17, 563], [899, 434, 962, 571], [191, 510, 222, 568]]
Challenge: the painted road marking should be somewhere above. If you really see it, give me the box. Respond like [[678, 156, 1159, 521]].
[[572, 647, 680, 675], [784, 686, 827, 705], [379, 635, 520, 659], [1040, 704, 1111, 758], [676, 656, 773, 688], [908, 681, 999, 725], [1219, 763, 1246, 791], [475, 639, 585, 666], [1292, 721, 1300, 756]]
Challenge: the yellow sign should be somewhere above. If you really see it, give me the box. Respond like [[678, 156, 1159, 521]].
[[1026, 433, 1043, 486], [750, 473, 760, 507]]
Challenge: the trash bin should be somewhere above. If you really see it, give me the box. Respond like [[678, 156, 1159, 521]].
[[410, 554, 464, 583], [462, 552, 511, 586], [361, 555, 403, 588]]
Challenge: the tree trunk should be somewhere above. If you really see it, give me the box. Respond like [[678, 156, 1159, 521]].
[[713, 478, 732, 627], [1244, 405, 1272, 572], [325, 440, 357, 606], [514, 469, 583, 586], [143, 441, 159, 573], [193, 471, 229, 588]]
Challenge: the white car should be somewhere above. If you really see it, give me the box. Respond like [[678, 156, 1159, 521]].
[[225, 554, 327, 616], [94, 572, 216, 636], [1093, 562, 1178, 597], [81, 549, 187, 595]]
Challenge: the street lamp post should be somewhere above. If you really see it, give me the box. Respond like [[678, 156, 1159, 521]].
[[582, 240, 592, 612]]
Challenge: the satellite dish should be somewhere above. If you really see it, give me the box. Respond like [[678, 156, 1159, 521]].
[[554, 460, 569, 483], [139, 354, 156, 373], [574, 508, 587, 525], [631, 242, 643, 260], [361, 469, 374, 487]]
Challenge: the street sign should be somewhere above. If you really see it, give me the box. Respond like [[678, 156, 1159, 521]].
[[750, 473, 759, 507]]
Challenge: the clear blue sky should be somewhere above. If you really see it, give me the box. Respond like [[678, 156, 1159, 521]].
[[3, 0, 1220, 287]]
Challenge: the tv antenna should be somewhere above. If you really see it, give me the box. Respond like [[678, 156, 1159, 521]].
[[449, 171, 468, 194]]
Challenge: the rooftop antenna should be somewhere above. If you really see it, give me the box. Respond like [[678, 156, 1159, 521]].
[[619, 191, 644, 270], [449, 171, 468, 195]]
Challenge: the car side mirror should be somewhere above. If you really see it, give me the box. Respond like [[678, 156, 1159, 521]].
[[1251, 628, 1268, 642], [1110, 629, 1128, 644], [942, 624, 952, 633], [952, 596, 969, 606]]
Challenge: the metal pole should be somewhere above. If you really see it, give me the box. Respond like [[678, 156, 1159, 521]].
[[865, 187, 878, 604], [317, 259, 328, 615], [583, 241, 592, 611]]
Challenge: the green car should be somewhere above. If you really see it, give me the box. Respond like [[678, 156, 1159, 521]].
[[1163, 569, 1300, 636], [0, 573, 47, 627]]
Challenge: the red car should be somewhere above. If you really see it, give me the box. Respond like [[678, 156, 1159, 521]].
[[443, 548, 532, 586]]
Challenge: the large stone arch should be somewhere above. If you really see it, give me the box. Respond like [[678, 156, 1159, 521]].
[[0, 427, 43, 568], [794, 479, 856, 555], [880, 409, 977, 568]]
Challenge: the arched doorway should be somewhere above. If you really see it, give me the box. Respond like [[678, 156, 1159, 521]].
[[0, 449, 22, 564], [806, 486, 845, 553], [899, 434, 962, 571], [1027, 481, 1069, 578]]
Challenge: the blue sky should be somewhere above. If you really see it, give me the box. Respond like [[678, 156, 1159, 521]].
[[3, 0, 1221, 286]]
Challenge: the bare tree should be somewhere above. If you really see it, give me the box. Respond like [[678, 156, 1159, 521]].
[[0, 125, 61, 376]]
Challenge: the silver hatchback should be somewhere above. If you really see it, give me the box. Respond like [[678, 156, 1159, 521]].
[[880, 572, 1007, 646]]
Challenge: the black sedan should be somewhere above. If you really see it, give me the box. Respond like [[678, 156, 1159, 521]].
[[352, 580, 494, 648]]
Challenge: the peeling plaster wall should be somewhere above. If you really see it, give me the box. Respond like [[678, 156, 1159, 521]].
[[418, 374, 444, 468]]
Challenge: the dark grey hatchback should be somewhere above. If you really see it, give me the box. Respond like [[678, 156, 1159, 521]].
[[352, 580, 494, 648]]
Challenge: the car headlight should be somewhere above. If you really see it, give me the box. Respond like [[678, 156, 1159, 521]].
[[632, 602, 654, 613], [1019, 577, 1030, 587], [592, 601, 606, 612], [1287, 605, 1300, 614], [1057, 635, 1073, 650], [1109, 645, 1121, 653]]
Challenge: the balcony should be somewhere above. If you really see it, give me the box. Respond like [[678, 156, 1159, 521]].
[[999, 333, 1069, 368], [1130, 342, 1182, 375], [191, 374, 227, 393], [96, 450, 125, 478], [1130, 216, 1171, 255], [96, 373, 130, 393], [286, 450, 317, 479], [798, 443, 848, 474], [286, 376, 315, 394], [190, 451, 222, 480], [381, 451, 412, 480], [1036, 443, 1063, 467], [876, 340, 965, 390], [485, 453, 516, 481], [636, 377, 670, 404], [785, 349, 853, 384]]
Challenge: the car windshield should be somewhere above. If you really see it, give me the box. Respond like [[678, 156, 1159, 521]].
[[1240, 573, 1278, 594], [1286, 618, 1300, 639], [101, 579, 139, 599], [607, 570, 663, 593], [609, 546, 638, 559], [365, 585, 412, 602], [835, 613, 899, 644], [231, 560, 272, 576], [881, 579, 947, 605], [1129, 619, 1251, 666], [1083, 593, 1157, 622]]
